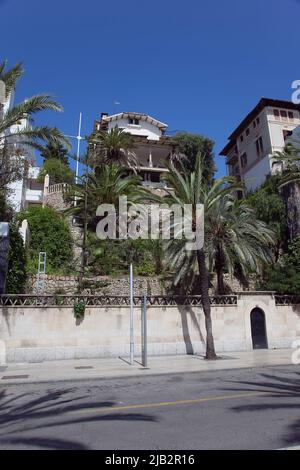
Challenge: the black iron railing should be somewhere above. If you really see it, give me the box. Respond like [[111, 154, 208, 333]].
[[0, 294, 238, 307]]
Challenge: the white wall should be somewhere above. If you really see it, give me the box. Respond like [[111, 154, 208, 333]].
[[1, 294, 299, 362], [243, 155, 271, 191], [108, 118, 162, 141]]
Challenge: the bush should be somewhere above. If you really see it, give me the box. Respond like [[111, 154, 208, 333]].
[[88, 238, 162, 277], [6, 223, 27, 293], [73, 301, 85, 320], [37, 159, 74, 185], [259, 237, 300, 294], [18, 206, 73, 274], [259, 265, 300, 295]]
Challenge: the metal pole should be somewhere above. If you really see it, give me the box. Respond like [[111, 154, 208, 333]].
[[130, 263, 134, 365], [75, 112, 82, 184], [141, 293, 148, 368]]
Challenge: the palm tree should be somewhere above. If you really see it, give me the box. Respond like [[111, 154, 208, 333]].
[[272, 143, 300, 187], [162, 156, 240, 359], [66, 164, 152, 225], [0, 60, 69, 151], [0, 94, 69, 149], [206, 196, 275, 294], [65, 164, 156, 283], [0, 60, 23, 98], [88, 127, 138, 172], [40, 141, 69, 165]]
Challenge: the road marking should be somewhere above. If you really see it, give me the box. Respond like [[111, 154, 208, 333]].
[[278, 445, 300, 450], [69, 391, 266, 416]]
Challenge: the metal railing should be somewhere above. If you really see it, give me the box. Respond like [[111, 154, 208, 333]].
[[0, 294, 238, 307], [274, 295, 300, 306]]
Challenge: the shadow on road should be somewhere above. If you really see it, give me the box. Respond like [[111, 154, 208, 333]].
[[0, 386, 158, 450], [222, 371, 300, 447]]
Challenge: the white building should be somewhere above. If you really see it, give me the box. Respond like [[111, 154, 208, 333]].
[[220, 98, 300, 191], [93, 112, 178, 188], [0, 91, 43, 212]]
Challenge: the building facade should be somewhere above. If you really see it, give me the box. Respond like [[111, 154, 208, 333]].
[[92, 112, 178, 189], [0, 90, 43, 212], [220, 98, 300, 191]]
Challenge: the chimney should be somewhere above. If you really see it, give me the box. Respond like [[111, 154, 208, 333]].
[[101, 112, 108, 120]]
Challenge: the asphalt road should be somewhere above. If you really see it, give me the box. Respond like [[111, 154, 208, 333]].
[[0, 365, 299, 450]]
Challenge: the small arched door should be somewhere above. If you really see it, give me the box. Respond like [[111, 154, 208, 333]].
[[250, 308, 268, 349]]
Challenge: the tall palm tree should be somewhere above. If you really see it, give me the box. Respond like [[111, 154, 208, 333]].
[[88, 127, 138, 172], [0, 59, 69, 151], [162, 156, 240, 359], [0, 94, 69, 149], [206, 196, 275, 294]]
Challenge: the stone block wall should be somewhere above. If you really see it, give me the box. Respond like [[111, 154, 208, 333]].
[[1, 293, 299, 362], [26, 275, 167, 296]]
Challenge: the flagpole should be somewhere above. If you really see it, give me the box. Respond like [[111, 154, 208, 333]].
[[76, 112, 82, 184]]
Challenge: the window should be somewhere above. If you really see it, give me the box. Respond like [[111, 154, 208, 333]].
[[273, 109, 280, 120], [280, 110, 287, 121], [240, 135, 244, 142], [253, 121, 256, 128], [246, 128, 250, 136], [256, 117, 260, 125], [255, 136, 264, 158], [288, 111, 294, 121], [241, 152, 248, 168], [129, 118, 139, 125]]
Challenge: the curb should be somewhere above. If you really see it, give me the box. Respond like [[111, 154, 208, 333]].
[[0, 361, 295, 387]]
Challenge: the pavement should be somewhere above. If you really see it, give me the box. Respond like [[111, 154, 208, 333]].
[[0, 348, 296, 385]]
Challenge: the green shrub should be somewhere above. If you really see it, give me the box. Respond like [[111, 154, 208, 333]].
[[73, 301, 86, 320], [6, 223, 27, 293], [37, 159, 74, 185], [18, 206, 73, 274]]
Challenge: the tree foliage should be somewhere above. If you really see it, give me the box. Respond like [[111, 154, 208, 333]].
[[88, 128, 138, 171], [40, 141, 69, 165], [18, 206, 73, 274], [37, 158, 75, 185], [259, 236, 300, 294], [6, 223, 27, 294], [172, 132, 216, 184]]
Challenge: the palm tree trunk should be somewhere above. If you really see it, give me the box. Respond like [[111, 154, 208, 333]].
[[217, 267, 225, 295], [197, 248, 217, 360]]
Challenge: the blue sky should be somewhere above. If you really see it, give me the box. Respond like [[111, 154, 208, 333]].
[[1, 0, 299, 177]]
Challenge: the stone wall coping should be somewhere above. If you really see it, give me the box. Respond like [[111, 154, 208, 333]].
[[235, 291, 276, 296]]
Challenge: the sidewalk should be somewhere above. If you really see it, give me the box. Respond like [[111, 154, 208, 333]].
[[0, 349, 296, 385]]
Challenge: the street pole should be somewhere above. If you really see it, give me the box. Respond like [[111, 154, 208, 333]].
[[141, 293, 148, 368], [130, 263, 134, 365]]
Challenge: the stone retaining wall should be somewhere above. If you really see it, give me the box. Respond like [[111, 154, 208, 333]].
[[1, 293, 299, 362], [26, 273, 255, 296]]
